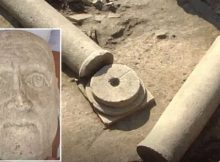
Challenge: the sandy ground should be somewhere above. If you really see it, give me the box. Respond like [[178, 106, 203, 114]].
[[61, 0, 220, 162], [0, 0, 220, 161]]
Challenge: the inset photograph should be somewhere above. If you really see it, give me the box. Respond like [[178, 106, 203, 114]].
[[0, 29, 60, 160]]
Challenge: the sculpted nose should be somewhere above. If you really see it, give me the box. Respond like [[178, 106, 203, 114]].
[[15, 91, 32, 111], [13, 77, 32, 111]]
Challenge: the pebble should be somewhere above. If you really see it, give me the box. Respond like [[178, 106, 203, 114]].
[[68, 14, 92, 22], [155, 30, 168, 39], [94, 15, 106, 22], [108, 13, 121, 18]]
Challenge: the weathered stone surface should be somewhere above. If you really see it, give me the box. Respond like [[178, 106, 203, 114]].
[[108, 13, 121, 18], [94, 15, 106, 22], [0, 31, 59, 160], [80, 64, 154, 125], [96, 89, 154, 125], [90, 64, 141, 107]]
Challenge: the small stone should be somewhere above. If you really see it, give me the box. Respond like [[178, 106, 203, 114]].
[[172, 34, 176, 38], [107, 13, 121, 18], [94, 15, 106, 22], [87, 29, 99, 44], [155, 30, 168, 39], [93, 0, 104, 10], [68, 14, 92, 23], [103, 2, 119, 12], [92, 0, 102, 3]]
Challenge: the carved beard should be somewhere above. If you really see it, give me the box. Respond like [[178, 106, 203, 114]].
[[0, 97, 44, 160]]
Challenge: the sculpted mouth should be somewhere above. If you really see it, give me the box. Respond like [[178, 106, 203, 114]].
[[1, 120, 41, 160]]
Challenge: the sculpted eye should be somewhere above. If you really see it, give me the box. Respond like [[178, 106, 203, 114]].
[[25, 73, 50, 89]]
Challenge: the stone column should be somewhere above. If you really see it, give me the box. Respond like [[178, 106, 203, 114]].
[[137, 36, 220, 162], [0, 0, 113, 77]]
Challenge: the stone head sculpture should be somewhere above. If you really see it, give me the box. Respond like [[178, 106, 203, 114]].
[[0, 31, 59, 160]]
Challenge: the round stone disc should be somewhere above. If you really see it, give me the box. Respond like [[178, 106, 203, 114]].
[[90, 64, 141, 108], [86, 80, 147, 116]]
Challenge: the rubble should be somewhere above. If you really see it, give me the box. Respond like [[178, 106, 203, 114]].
[[67, 13, 92, 23]]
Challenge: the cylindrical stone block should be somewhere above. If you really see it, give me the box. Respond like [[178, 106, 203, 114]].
[[0, 0, 113, 77], [86, 64, 146, 116], [137, 36, 220, 162]]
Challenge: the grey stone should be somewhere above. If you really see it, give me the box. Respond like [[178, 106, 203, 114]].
[[68, 13, 93, 23], [137, 36, 220, 162], [107, 13, 121, 18], [0, 31, 59, 160], [80, 64, 154, 125], [90, 64, 141, 108], [155, 30, 168, 39], [94, 14, 106, 22], [92, 0, 104, 10]]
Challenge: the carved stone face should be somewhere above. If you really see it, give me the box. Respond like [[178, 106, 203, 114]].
[[0, 31, 59, 160]]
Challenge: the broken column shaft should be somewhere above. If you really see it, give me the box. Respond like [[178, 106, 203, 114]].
[[137, 36, 220, 162], [0, 0, 113, 77]]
